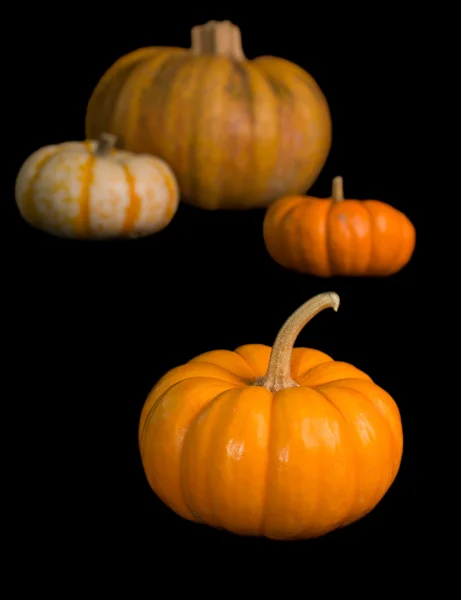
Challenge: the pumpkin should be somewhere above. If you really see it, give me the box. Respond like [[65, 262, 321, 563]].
[[263, 176, 416, 277], [85, 20, 332, 210], [15, 133, 179, 239], [139, 292, 403, 540]]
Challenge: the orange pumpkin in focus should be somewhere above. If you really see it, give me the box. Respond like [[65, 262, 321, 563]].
[[138, 293, 403, 540], [85, 20, 332, 210], [263, 176, 416, 276]]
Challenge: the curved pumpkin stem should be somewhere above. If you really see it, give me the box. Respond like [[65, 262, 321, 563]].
[[332, 176, 344, 202], [95, 133, 117, 157], [255, 292, 340, 392]]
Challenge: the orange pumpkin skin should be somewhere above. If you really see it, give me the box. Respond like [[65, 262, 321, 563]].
[[138, 293, 403, 540], [85, 21, 332, 210], [263, 176, 416, 277]]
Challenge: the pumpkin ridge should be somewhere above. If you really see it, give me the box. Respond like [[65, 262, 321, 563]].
[[257, 56, 322, 98], [318, 383, 400, 513], [298, 198, 327, 274], [188, 359, 253, 381], [290, 347, 334, 378], [324, 199, 336, 276], [361, 201, 379, 274], [159, 361, 246, 388], [328, 200, 357, 275], [257, 58, 331, 148], [139, 376, 240, 449], [256, 66, 293, 100], [344, 384, 400, 480], [108, 52, 180, 150], [253, 68, 292, 196], [297, 361, 371, 388], [89, 48, 161, 101], [132, 53, 192, 155], [253, 60, 331, 196], [394, 211, 415, 269], [313, 386, 360, 519], [260, 390, 274, 534], [231, 350, 258, 378], [292, 201, 312, 272], [183, 56, 215, 204], [344, 200, 373, 275], [21, 148, 59, 227], [393, 214, 416, 273], [310, 387, 357, 527], [230, 60, 256, 207], [233, 344, 272, 378], [262, 197, 299, 267], [180, 387, 247, 525], [85, 50, 161, 140], [365, 201, 409, 275], [149, 53, 194, 96], [228, 60, 253, 101], [139, 379, 185, 450], [307, 197, 332, 276], [367, 201, 415, 274], [332, 382, 401, 451], [311, 387, 347, 422], [294, 359, 336, 380], [278, 203, 300, 268], [162, 370, 244, 391], [179, 387, 236, 523]]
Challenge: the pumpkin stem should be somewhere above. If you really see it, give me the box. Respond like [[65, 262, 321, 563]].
[[332, 176, 344, 202], [95, 133, 117, 157], [191, 21, 246, 60], [254, 292, 340, 393]]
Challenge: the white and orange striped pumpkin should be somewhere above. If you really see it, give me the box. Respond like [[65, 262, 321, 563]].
[[15, 133, 179, 239]]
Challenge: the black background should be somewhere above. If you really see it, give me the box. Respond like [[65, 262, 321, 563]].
[[10, 3, 442, 573]]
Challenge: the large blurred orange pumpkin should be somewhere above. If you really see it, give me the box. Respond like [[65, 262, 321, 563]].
[[263, 176, 416, 277], [85, 20, 332, 210], [139, 292, 403, 540]]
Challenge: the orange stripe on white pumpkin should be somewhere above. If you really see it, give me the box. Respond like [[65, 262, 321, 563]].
[[120, 155, 179, 235], [121, 164, 141, 233]]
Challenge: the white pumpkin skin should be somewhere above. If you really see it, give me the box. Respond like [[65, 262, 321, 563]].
[[15, 135, 179, 239]]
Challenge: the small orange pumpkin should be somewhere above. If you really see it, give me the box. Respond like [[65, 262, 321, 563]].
[[263, 176, 416, 277], [85, 20, 331, 210], [139, 293, 403, 540]]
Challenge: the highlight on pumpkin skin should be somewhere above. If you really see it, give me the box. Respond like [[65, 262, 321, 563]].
[[139, 292, 403, 541], [262, 175, 416, 277], [84, 20, 332, 210], [14, 132, 179, 240]]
